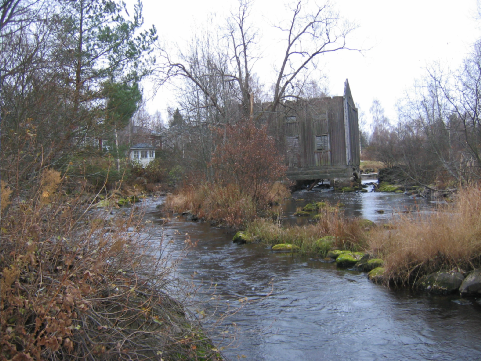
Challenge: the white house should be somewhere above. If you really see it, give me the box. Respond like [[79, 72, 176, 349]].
[[130, 143, 156, 167]]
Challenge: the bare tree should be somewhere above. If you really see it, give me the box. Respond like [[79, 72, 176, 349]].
[[449, 41, 481, 173], [365, 99, 401, 168], [396, 66, 475, 184], [153, 0, 357, 179], [270, 0, 357, 112]]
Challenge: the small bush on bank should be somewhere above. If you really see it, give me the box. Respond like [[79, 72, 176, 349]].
[[368, 186, 481, 285]]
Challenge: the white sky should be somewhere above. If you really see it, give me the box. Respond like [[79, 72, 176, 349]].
[[133, 0, 481, 126]]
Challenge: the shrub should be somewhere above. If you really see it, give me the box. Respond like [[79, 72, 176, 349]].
[[0, 170, 220, 360], [210, 120, 287, 208]]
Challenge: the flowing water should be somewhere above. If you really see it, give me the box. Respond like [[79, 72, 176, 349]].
[[141, 190, 481, 361]]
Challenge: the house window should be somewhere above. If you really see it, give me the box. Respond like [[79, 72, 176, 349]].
[[149, 150, 155, 158], [315, 135, 329, 151], [133, 150, 139, 159], [141, 150, 147, 158]]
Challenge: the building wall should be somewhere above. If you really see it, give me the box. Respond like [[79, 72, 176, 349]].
[[268, 83, 359, 181], [130, 149, 155, 168]]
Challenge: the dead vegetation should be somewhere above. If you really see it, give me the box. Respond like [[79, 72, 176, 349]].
[[367, 186, 481, 285], [0, 170, 221, 360]]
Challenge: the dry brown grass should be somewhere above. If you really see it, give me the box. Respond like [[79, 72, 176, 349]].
[[245, 205, 370, 255], [165, 182, 289, 228], [360, 160, 384, 173], [368, 186, 481, 284], [0, 170, 221, 360]]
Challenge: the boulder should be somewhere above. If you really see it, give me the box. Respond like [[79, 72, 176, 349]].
[[459, 269, 481, 296], [182, 212, 198, 221], [336, 252, 364, 268], [415, 271, 465, 295], [271, 243, 300, 252], [232, 231, 252, 244], [294, 210, 311, 217], [355, 255, 384, 272], [368, 267, 386, 284], [326, 249, 345, 260]]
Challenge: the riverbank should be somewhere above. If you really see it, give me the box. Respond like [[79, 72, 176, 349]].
[[0, 176, 222, 360]]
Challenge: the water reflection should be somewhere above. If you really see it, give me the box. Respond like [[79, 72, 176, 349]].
[[284, 186, 440, 225]]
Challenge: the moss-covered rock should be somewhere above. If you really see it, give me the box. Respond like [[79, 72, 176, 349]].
[[377, 182, 401, 192], [271, 243, 300, 252], [294, 210, 311, 217], [336, 252, 364, 268], [355, 256, 384, 272], [96, 199, 114, 208], [358, 219, 375, 230], [302, 203, 317, 212], [368, 267, 386, 284], [117, 198, 129, 207], [415, 271, 465, 295], [232, 231, 254, 244], [316, 201, 328, 209], [326, 249, 345, 260]]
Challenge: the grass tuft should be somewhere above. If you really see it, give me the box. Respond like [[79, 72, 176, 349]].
[[367, 186, 481, 284]]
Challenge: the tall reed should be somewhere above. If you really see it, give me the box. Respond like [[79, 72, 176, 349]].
[[368, 186, 481, 284]]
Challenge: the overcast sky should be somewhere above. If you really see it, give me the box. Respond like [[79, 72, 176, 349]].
[[133, 0, 480, 126]]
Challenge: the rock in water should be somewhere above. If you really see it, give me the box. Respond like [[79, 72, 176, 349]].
[[415, 271, 465, 295], [459, 269, 481, 296]]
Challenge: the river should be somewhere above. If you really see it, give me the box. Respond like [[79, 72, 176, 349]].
[[141, 189, 481, 361]]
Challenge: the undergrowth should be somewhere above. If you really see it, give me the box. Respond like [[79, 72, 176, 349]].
[[0, 169, 221, 360]]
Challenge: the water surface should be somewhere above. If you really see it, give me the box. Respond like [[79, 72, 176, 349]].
[[141, 195, 481, 361]]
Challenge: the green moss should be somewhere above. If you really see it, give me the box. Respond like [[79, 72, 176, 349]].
[[340, 187, 355, 192], [368, 267, 386, 284], [314, 236, 335, 256], [326, 249, 347, 260], [96, 199, 114, 208], [377, 182, 401, 192], [358, 219, 375, 229], [367, 258, 384, 267], [355, 256, 384, 272], [302, 203, 317, 212], [336, 252, 364, 268], [272, 243, 300, 252], [316, 201, 328, 209], [294, 210, 311, 217], [129, 195, 142, 203], [232, 231, 254, 244], [117, 198, 129, 206]]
